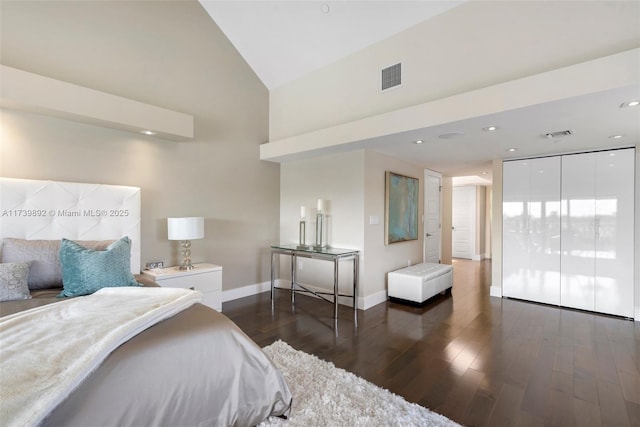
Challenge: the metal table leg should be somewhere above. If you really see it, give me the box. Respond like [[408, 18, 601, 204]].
[[291, 253, 296, 304], [334, 257, 339, 319], [353, 254, 358, 327], [270, 250, 275, 300]]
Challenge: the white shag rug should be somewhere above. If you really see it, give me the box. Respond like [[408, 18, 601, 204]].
[[259, 340, 462, 427]]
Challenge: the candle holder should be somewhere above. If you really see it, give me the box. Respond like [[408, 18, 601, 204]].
[[297, 219, 308, 249], [314, 212, 325, 250]]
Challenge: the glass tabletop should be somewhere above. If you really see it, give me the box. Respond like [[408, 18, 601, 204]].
[[271, 243, 359, 256]]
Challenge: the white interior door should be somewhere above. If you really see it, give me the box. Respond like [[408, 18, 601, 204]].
[[593, 148, 635, 317], [452, 186, 475, 259], [527, 156, 561, 305], [561, 152, 597, 312], [504, 149, 634, 317], [424, 171, 441, 263], [503, 160, 530, 300]]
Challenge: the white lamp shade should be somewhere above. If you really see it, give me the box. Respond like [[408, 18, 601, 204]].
[[167, 217, 204, 240]]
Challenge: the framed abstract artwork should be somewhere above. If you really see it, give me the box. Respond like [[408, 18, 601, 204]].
[[385, 171, 419, 245]]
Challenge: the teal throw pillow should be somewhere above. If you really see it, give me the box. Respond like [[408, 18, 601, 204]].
[[58, 237, 140, 297]]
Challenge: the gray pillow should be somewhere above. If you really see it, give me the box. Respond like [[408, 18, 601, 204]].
[[1, 238, 114, 290], [0, 262, 31, 302]]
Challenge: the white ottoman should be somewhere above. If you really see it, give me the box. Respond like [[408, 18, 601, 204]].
[[388, 263, 453, 304]]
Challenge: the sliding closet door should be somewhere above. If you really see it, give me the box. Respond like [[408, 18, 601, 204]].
[[561, 152, 597, 311], [503, 157, 560, 304], [503, 160, 530, 300], [594, 148, 635, 317], [506, 149, 634, 316], [527, 156, 561, 305]]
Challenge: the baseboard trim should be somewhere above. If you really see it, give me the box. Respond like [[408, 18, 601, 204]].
[[490, 285, 502, 298], [362, 290, 388, 310], [223, 279, 387, 311], [222, 280, 272, 303]]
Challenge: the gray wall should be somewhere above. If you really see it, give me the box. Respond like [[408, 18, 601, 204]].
[[0, 1, 279, 292], [363, 150, 424, 305]]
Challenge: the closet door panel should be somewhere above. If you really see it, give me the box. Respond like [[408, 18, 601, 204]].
[[561, 152, 596, 311], [594, 148, 635, 317], [503, 160, 530, 300], [528, 156, 561, 305]]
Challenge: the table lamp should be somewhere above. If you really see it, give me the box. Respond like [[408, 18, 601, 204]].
[[167, 217, 204, 270]]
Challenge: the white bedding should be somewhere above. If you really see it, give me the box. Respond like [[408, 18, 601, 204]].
[[0, 287, 202, 427]]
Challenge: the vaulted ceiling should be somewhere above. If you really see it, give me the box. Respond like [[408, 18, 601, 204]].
[[201, 1, 639, 183], [200, 1, 464, 90]]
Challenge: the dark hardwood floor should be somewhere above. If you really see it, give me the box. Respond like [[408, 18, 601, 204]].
[[223, 259, 640, 426]]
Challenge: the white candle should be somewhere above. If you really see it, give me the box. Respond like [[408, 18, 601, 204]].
[[300, 206, 306, 219], [317, 199, 323, 212]]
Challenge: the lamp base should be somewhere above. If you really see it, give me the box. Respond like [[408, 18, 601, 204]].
[[178, 240, 195, 271]]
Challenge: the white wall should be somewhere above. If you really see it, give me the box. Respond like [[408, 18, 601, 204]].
[[270, 1, 639, 141]]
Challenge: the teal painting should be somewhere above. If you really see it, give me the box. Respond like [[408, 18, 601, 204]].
[[385, 171, 419, 245]]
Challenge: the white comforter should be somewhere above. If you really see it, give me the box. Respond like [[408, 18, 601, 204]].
[[0, 287, 202, 427]]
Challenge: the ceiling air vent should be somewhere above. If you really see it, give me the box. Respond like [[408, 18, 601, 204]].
[[544, 130, 573, 139], [381, 63, 401, 91]]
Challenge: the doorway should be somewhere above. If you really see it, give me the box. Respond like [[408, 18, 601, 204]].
[[452, 186, 476, 259], [424, 170, 441, 263]]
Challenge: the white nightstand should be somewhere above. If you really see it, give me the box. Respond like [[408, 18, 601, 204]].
[[142, 263, 222, 312]]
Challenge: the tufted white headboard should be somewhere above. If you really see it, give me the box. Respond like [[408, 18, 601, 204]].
[[0, 178, 141, 273]]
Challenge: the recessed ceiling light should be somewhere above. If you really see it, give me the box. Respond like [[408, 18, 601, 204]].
[[620, 100, 640, 108], [141, 130, 156, 136], [609, 134, 624, 139], [321, 4, 330, 13], [506, 148, 517, 152], [481, 171, 488, 175], [483, 126, 498, 132], [413, 140, 424, 144], [438, 132, 464, 139]]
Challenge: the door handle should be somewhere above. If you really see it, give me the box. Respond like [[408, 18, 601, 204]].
[[426, 233, 433, 237]]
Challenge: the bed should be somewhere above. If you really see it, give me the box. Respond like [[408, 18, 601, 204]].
[[0, 178, 292, 427]]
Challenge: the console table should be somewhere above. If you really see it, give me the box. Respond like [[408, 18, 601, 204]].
[[270, 244, 359, 325]]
